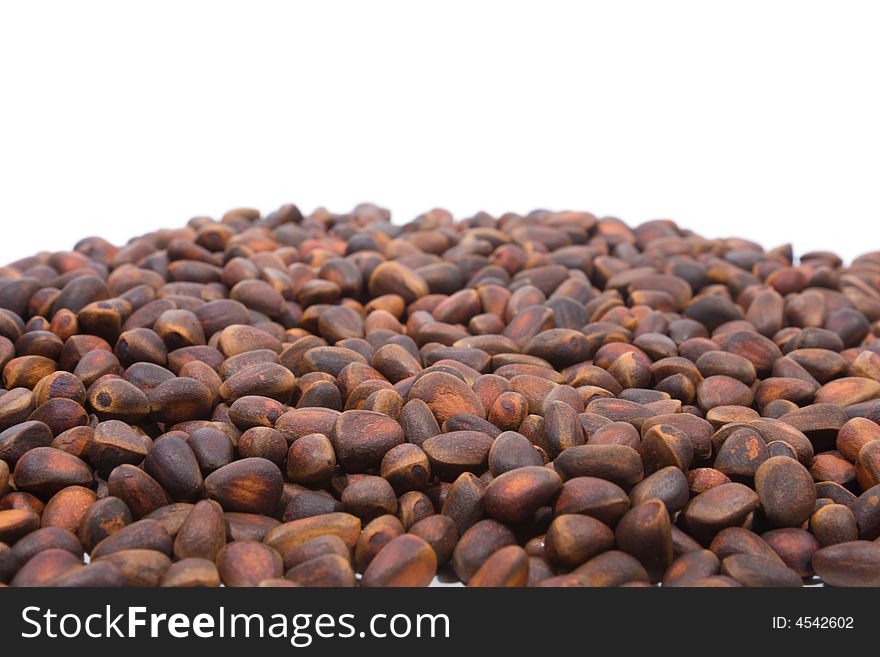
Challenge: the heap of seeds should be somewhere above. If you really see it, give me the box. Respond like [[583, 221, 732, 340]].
[[1, 204, 879, 587]]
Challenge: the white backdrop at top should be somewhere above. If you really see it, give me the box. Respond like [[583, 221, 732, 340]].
[[1, 0, 878, 264]]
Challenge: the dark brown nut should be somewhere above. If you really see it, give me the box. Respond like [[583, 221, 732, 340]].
[[283, 534, 351, 571], [173, 500, 226, 560], [139, 503, 190, 539], [857, 440, 880, 490], [160, 557, 221, 587], [88, 420, 150, 478], [13, 447, 93, 498], [282, 490, 342, 522], [368, 262, 429, 304], [754, 377, 818, 409], [217, 325, 282, 358], [74, 350, 123, 388], [53, 560, 126, 587], [224, 512, 279, 542], [274, 407, 338, 443], [0, 508, 40, 544], [587, 421, 641, 450], [220, 363, 296, 404], [205, 457, 283, 514], [779, 403, 848, 451], [452, 519, 516, 583], [553, 444, 644, 490], [696, 375, 754, 411], [0, 420, 53, 467], [167, 346, 225, 375], [714, 330, 782, 375], [0, 459, 7, 496], [714, 427, 769, 481], [440, 473, 485, 537], [641, 413, 713, 461], [408, 515, 457, 566], [812, 540, 880, 587], [78, 496, 132, 552], [263, 513, 361, 555], [754, 456, 816, 528], [0, 491, 45, 515], [584, 398, 655, 430], [87, 378, 151, 423], [615, 499, 672, 581], [4, 355, 56, 390], [815, 376, 880, 407], [708, 527, 786, 566], [837, 417, 880, 463], [705, 405, 761, 428], [483, 466, 562, 525], [398, 491, 435, 530], [179, 360, 223, 403], [640, 424, 694, 474], [526, 555, 554, 586], [91, 518, 172, 558], [330, 410, 404, 473], [0, 389, 36, 432], [409, 372, 485, 425], [371, 344, 422, 383], [629, 466, 689, 513], [761, 528, 819, 578], [543, 400, 585, 458], [34, 372, 86, 407], [300, 346, 367, 378], [285, 553, 356, 587], [237, 427, 287, 467], [361, 534, 437, 587], [148, 377, 214, 424], [695, 351, 757, 385], [422, 431, 495, 479], [229, 395, 286, 430], [11, 548, 82, 587], [28, 398, 89, 437], [377, 444, 430, 494], [341, 475, 397, 521], [468, 545, 529, 587], [318, 306, 365, 343], [573, 550, 650, 587], [525, 329, 591, 368], [363, 388, 403, 417], [811, 452, 856, 486], [186, 427, 235, 474], [397, 399, 441, 448], [488, 431, 543, 476], [662, 549, 720, 587], [216, 540, 284, 587], [10, 526, 83, 563], [486, 392, 529, 433], [285, 433, 336, 486], [810, 504, 859, 547], [231, 279, 285, 317], [544, 514, 614, 569], [719, 553, 803, 587], [683, 483, 760, 543], [108, 464, 170, 518], [355, 514, 405, 572], [442, 412, 500, 437], [95, 549, 172, 587], [115, 328, 168, 367], [553, 476, 631, 526], [40, 485, 96, 532], [143, 435, 204, 501]]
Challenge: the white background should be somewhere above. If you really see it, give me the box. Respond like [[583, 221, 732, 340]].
[[1, 1, 878, 265]]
